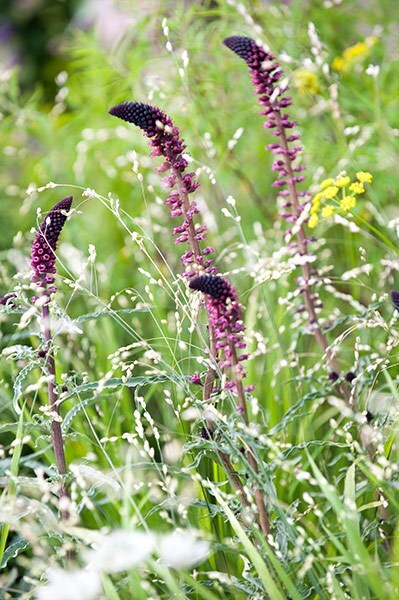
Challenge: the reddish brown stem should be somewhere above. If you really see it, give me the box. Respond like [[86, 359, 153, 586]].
[[42, 301, 69, 520], [275, 112, 343, 376]]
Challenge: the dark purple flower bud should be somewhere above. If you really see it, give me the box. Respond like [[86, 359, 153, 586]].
[[189, 275, 235, 302], [365, 410, 374, 423], [200, 426, 213, 440], [391, 290, 399, 310], [30, 196, 73, 293], [328, 371, 339, 382], [345, 371, 356, 383], [109, 102, 171, 137], [189, 372, 202, 386], [0, 293, 17, 306]]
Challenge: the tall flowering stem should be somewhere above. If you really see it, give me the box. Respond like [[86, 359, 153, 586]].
[[109, 102, 218, 394], [109, 103, 269, 534], [190, 275, 270, 536], [223, 36, 341, 375], [31, 195, 73, 520]]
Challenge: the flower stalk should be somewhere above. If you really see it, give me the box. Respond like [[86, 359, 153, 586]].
[[109, 103, 269, 535], [31, 195, 73, 519], [190, 275, 270, 535], [223, 36, 342, 376]]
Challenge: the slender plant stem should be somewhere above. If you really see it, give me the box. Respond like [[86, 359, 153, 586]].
[[228, 342, 271, 536], [172, 168, 270, 535], [42, 301, 70, 520]]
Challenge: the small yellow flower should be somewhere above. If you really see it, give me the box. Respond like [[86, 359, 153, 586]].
[[340, 196, 356, 212], [356, 171, 373, 183], [321, 205, 335, 218], [310, 202, 320, 215], [332, 56, 344, 72], [294, 70, 320, 96], [349, 182, 365, 194], [323, 186, 339, 199], [332, 37, 377, 74], [335, 175, 350, 187], [320, 178, 335, 190], [308, 214, 319, 228]]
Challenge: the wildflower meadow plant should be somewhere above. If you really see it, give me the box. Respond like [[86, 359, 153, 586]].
[[2, 4, 399, 598], [30, 196, 73, 519], [223, 35, 348, 379], [109, 101, 270, 535]]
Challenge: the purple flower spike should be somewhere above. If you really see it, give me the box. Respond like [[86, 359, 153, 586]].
[[224, 36, 346, 381], [223, 36, 307, 229], [109, 101, 216, 278], [190, 275, 248, 391], [30, 196, 73, 296]]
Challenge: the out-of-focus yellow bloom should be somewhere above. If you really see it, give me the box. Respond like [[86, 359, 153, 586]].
[[340, 196, 356, 211], [321, 205, 334, 218], [324, 186, 338, 199], [349, 181, 365, 194], [332, 36, 377, 74], [308, 213, 319, 228], [293, 70, 321, 96], [335, 175, 350, 187], [320, 178, 335, 190], [356, 171, 373, 183]]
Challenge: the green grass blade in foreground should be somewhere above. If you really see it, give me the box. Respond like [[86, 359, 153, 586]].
[[307, 453, 389, 599], [0, 407, 25, 566], [210, 485, 287, 600]]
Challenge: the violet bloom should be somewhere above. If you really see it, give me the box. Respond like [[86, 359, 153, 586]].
[[109, 102, 215, 278], [223, 36, 310, 237], [30, 196, 73, 299], [224, 36, 332, 343], [189, 275, 249, 392]]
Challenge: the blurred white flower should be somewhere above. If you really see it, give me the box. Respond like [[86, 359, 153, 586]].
[[365, 64, 380, 78], [85, 529, 155, 573], [159, 531, 209, 569], [37, 568, 101, 600]]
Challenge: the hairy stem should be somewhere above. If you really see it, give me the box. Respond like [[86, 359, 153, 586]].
[[42, 302, 69, 520]]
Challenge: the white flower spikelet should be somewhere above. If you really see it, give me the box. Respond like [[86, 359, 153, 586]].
[[85, 529, 155, 573], [36, 568, 101, 600], [158, 531, 209, 569]]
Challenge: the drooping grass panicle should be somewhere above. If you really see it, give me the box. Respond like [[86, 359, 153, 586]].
[[223, 36, 342, 375]]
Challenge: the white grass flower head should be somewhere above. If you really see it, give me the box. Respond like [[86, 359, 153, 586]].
[[159, 530, 210, 569], [85, 529, 155, 573], [37, 568, 101, 600]]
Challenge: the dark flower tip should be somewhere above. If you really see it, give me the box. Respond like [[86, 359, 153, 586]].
[[223, 36, 257, 62], [0, 293, 17, 306], [391, 290, 399, 310], [30, 196, 73, 287], [108, 102, 168, 136], [189, 275, 234, 302]]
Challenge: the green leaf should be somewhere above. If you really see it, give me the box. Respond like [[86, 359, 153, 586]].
[[0, 537, 30, 569]]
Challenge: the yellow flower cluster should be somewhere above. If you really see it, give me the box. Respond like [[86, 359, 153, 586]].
[[293, 70, 320, 96], [308, 171, 373, 229], [332, 37, 377, 74]]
